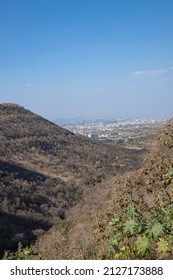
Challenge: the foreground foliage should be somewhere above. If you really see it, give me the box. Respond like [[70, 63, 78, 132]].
[[107, 203, 173, 259], [102, 120, 173, 259]]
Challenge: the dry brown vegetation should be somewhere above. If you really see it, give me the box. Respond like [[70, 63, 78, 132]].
[[90, 120, 173, 260], [26, 121, 173, 260], [0, 103, 146, 258]]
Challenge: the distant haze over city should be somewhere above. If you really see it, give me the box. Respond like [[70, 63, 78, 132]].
[[55, 116, 169, 123]]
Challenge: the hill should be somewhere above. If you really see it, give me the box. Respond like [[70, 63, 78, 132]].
[[24, 119, 173, 260], [90, 120, 173, 260], [0, 103, 146, 258]]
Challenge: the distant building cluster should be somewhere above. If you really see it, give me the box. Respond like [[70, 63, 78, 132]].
[[57, 117, 166, 143]]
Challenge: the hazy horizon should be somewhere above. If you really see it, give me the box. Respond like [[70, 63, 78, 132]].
[[0, 0, 173, 120]]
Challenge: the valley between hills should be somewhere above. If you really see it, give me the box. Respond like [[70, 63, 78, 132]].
[[0, 103, 173, 259]]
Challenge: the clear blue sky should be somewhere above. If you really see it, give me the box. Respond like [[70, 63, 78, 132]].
[[0, 0, 173, 120]]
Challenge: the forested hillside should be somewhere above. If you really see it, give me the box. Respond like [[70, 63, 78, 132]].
[[0, 103, 145, 258]]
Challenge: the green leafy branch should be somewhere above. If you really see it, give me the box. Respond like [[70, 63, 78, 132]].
[[107, 203, 173, 259]]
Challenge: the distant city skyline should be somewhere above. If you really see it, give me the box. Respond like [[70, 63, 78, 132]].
[[0, 0, 173, 121]]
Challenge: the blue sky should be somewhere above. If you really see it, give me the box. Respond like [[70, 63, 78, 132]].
[[0, 0, 173, 120]]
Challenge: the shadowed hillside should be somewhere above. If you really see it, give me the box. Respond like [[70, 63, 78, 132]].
[[0, 103, 146, 258]]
